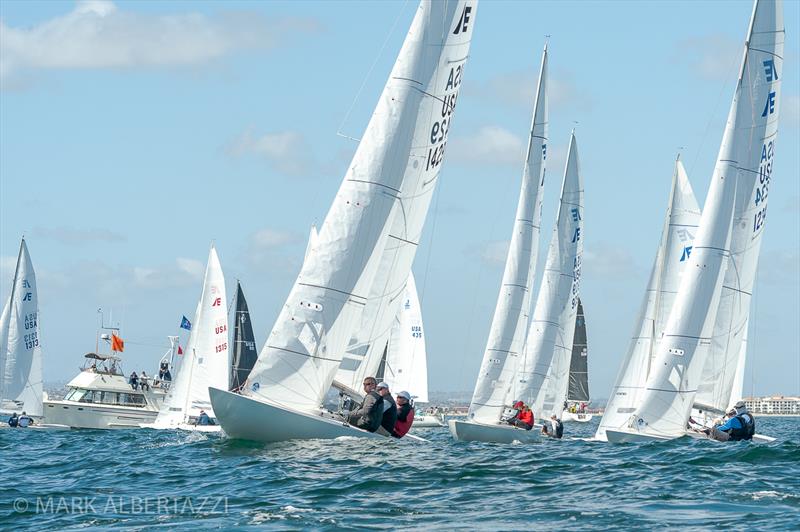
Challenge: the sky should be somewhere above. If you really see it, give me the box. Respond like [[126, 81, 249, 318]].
[[1, 0, 798, 400]]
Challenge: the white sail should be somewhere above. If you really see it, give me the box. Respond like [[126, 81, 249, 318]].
[[242, 1, 478, 414], [467, 45, 548, 425], [304, 225, 318, 263], [596, 158, 700, 440], [729, 320, 748, 407], [695, 5, 783, 415], [383, 272, 428, 402], [154, 245, 228, 425], [627, 0, 783, 440], [0, 239, 43, 417], [517, 132, 583, 419]]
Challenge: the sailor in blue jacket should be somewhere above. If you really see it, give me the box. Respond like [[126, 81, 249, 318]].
[[708, 402, 755, 442]]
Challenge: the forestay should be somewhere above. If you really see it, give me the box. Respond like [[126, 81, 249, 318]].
[[695, 0, 784, 415], [517, 132, 583, 419], [0, 239, 43, 418], [467, 45, 548, 425], [630, 0, 784, 439], [244, 0, 478, 414], [596, 158, 700, 440], [382, 273, 428, 403], [156, 245, 228, 425]]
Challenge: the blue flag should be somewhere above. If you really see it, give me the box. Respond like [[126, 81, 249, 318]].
[[180, 316, 192, 331]]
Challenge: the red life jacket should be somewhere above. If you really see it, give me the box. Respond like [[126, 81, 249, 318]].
[[517, 409, 533, 426], [393, 407, 415, 438]]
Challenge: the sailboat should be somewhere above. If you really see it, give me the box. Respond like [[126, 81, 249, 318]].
[[595, 158, 701, 440], [563, 299, 591, 422], [144, 244, 228, 432], [516, 131, 584, 427], [210, 0, 478, 443], [449, 45, 548, 444], [0, 238, 43, 421], [229, 281, 258, 392], [606, 0, 784, 443], [375, 273, 443, 427]]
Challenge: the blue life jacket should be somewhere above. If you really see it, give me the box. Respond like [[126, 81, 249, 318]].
[[8, 416, 18, 427], [727, 413, 755, 441]]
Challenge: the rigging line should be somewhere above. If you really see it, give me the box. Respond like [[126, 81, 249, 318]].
[[335, 0, 410, 142], [687, 39, 742, 182]]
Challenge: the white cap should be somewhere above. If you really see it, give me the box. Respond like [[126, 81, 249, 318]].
[[376, 382, 389, 389], [397, 391, 411, 400]]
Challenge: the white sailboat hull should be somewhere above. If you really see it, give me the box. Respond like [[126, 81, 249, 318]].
[[563, 412, 593, 423], [449, 419, 541, 443], [209, 387, 384, 443], [412, 414, 446, 428], [605, 429, 675, 444]]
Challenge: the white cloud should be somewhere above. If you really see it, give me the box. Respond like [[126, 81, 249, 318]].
[[449, 125, 525, 166], [227, 128, 315, 177], [675, 34, 740, 80], [175, 258, 204, 281], [583, 243, 640, 280], [31, 226, 127, 245], [0, 0, 321, 89], [251, 228, 296, 249], [467, 69, 591, 111]]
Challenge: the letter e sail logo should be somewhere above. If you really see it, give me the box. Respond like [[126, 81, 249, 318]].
[[452, 4, 472, 35]]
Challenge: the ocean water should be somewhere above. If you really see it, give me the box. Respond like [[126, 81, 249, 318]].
[[1, 416, 798, 530]]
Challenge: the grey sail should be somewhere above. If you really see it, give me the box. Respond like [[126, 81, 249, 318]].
[[567, 298, 589, 403], [229, 282, 259, 391]]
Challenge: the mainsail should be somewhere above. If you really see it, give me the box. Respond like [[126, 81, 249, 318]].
[[0, 239, 43, 417], [467, 44, 548, 425], [229, 281, 258, 391], [628, 0, 783, 439], [381, 272, 428, 402], [567, 299, 589, 403], [242, 1, 478, 414], [516, 131, 583, 420], [596, 158, 700, 440], [155, 245, 228, 425], [695, 2, 784, 415]]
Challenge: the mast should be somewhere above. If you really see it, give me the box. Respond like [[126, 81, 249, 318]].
[[467, 44, 548, 425]]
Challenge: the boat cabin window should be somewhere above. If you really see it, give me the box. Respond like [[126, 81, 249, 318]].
[[69, 389, 145, 408]]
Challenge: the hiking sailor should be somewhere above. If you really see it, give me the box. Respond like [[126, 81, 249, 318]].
[[346, 377, 384, 433]]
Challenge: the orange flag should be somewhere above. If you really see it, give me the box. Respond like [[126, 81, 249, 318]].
[[111, 334, 125, 352]]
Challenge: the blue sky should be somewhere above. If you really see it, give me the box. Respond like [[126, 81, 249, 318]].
[[1, 0, 798, 399]]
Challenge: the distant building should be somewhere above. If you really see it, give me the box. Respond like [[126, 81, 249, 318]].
[[744, 396, 800, 415]]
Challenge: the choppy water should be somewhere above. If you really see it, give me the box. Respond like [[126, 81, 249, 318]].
[[1, 416, 799, 530]]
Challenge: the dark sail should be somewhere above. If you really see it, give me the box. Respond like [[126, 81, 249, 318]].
[[374, 342, 389, 383], [567, 298, 590, 402], [229, 281, 259, 391]]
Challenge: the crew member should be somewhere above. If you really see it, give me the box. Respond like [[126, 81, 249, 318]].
[[18, 411, 34, 428], [7, 412, 18, 428], [507, 401, 534, 430], [707, 402, 755, 442], [347, 377, 383, 432], [376, 382, 397, 437], [393, 391, 414, 438], [197, 410, 214, 426], [542, 414, 563, 439]]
